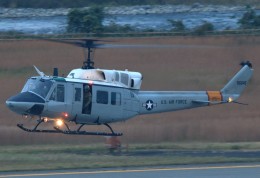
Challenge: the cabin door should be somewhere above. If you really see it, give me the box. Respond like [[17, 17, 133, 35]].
[[82, 84, 92, 115], [46, 83, 67, 117], [71, 83, 83, 118]]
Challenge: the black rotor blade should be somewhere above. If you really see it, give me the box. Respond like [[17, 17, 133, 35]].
[[43, 38, 105, 49], [43, 38, 227, 49], [98, 44, 229, 49]]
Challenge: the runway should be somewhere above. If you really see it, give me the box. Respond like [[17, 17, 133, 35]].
[[1, 163, 260, 178]]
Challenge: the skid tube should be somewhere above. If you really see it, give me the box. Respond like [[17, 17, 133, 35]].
[[54, 127, 123, 136], [17, 124, 61, 133], [54, 123, 123, 136], [17, 121, 123, 136]]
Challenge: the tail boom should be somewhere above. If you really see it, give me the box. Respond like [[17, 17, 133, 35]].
[[137, 62, 253, 115]]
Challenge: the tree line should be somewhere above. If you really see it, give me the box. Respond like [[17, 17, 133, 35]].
[[0, 0, 203, 8], [67, 6, 260, 35], [1, 5, 260, 36]]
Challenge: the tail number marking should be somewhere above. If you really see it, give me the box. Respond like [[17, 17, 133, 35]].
[[237, 81, 247, 86]]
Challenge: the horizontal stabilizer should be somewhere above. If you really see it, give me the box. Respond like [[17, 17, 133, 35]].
[[192, 100, 227, 105], [192, 100, 248, 105]]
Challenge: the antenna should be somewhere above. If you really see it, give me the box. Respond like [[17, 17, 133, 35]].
[[33, 65, 45, 77]]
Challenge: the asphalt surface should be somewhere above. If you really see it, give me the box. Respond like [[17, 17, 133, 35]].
[[1, 163, 260, 178]]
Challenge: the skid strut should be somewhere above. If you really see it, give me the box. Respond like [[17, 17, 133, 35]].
[[17, 120, 123, 136], [54, 123, 122, 136]]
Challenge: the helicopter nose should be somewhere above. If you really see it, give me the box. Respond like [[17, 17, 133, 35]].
[[6, 92, 45, 115]]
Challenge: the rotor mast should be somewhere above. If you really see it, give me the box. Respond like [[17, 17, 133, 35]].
[[47, 38, 99, 70], [82, 40, 95, 69]]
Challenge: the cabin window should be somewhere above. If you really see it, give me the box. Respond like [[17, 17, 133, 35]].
[[131, 79, 134, 87], [75, 88, 81, 102], [97, 90, 108, 104], [111, 92, 121, 105], [121, 73, 129, 86], [115, 72, 119, 82]]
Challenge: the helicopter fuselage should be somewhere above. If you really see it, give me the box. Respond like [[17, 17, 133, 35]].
[[4, 36, 254, 137], [6, 64, 253, 135]]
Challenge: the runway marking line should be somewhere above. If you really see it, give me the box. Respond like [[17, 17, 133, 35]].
[[1, 164, 260, 177]]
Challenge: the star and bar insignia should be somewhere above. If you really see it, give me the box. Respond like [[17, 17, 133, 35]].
[[142, 100, 157, 111]]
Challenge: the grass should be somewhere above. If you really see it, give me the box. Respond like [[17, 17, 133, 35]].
[[1, 36, 260, 145], [130, 142, 260, 150], [1, 142, 260, 172]]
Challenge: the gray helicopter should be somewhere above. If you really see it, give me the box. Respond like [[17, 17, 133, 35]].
[[5, 39, 253, 136]]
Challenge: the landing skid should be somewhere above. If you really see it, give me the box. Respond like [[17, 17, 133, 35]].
[[17, 124, 60, 133], [17, 120, 123, 136], [54, 127, 123, 136]]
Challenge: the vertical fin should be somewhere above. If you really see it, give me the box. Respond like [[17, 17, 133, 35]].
[[221, 63, 253, 101]]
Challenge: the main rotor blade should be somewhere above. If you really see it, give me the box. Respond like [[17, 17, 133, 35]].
[[43, 38, 228, 49], [42, 38, 106, 49], [99, 44, 228, 49]]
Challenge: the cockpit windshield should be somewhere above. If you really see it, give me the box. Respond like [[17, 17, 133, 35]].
[[22, 78, 53, 98]]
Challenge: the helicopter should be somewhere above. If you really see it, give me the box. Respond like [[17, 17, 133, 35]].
[[5, 39, 253, 137]]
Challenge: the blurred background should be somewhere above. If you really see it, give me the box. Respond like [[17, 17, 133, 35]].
[[0, 0, 259, 146]]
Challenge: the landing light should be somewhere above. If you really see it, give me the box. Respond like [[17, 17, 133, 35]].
[[228, 97, 233, 103], [22, 115, 28, 119], [56, 119, 63, 127], [63, 113, 69, 118], [43, 117, 48, 123]]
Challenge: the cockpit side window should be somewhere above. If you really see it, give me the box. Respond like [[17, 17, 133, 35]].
[[49, 84, 65, 102], [57, 84, 65, 102], [49, 88, 56, 101]]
